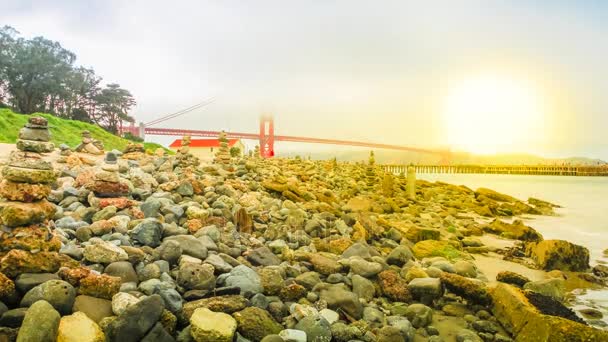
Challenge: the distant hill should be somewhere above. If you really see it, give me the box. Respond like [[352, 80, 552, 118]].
[[0, 109, 167, 152], [280, 148, 607, 166]]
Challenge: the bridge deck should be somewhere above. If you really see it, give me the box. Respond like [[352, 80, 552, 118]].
[[382, 164, 608, 176]]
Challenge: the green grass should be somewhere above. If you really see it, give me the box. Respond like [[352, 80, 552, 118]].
[[0, 108, 169, 153]]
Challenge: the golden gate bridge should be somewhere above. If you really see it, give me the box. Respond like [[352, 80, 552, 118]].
[[120, 99, 451, 161]]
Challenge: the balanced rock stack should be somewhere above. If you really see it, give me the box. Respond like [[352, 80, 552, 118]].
[[0, 117, 66, 278], [175, 135, 200, 168], [75, 130, 104, 155], [253, 145, 261, 158], [121, 142, 146, 160], [86, 152, 130, 208], [214, 130, 232, 168], [365, 150, 377, 187]]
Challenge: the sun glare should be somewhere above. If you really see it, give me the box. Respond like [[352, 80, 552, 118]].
[[443, 75, 545, 155]]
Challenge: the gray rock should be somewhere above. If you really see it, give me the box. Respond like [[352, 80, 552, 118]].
[[15, 273, 59, 293], [159, 288, 183, 313], [430, 261, 455, 273], [198, 235, 218, 252], [106, 294, 165, 341], [141, 198, 162, 218], [176, 182, 194, 196], [456, 329, 483, 342], [386, 245, 414, 266], [351, 274, 375, 301], [294, 315, 331, 342], [141, 322, 175, 342], [295, 272, 322, 290], [472, 320, 499, 334], [20, 280, 76, 315], [349, 257, 383, 277], [247, 247, 281, 266], [139, 279, 163, 295], [224, 265, 263, 296], [104, 261, 139, 283], [404, 304, 433, 328], [195, 225, 220, 242], [453, 261, 477, 278], [130, 218, 163, 247], [407, 277, 443, 302], [205, 254, 233, 273], [250, 293, 270, 309], [363, 306, 385, 325], [523, 278, 565, 301], [387, 316, 415, 341], [341, 243, 372, 259], [319, 285, 363, 319], [139, 263, 162, 282], [165, 235, 208, 259], [0, 308, 27, 328], [157, 240, 183, 265]]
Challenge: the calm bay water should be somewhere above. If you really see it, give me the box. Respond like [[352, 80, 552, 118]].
[[418, 173, 608, 324]]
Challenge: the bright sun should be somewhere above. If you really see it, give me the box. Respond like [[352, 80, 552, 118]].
[[443, 75, 545, 155]]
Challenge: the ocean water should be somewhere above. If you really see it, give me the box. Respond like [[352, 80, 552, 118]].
[[417, 173, 608, 324]]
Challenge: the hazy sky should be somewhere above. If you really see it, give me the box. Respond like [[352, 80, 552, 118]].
[[2, 1, 607, 158]]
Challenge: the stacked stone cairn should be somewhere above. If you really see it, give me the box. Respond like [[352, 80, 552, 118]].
[[86, 152, 132, 209], [121, 142, 146, 160], [253, 145, 261, 159], [214, 130, 232, 168], [0, 116, 65, 280], [175, 135, 199, 169], [364, 150, 377, 187], [75, 130, 104, 155]]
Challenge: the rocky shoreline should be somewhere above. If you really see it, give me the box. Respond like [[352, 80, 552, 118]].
[[0, 116, 606, 342]]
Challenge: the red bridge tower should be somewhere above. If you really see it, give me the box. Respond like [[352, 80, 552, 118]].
[[259, 115, 275, 158]]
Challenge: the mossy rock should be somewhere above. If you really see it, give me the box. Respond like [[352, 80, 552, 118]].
[[491, 283, 608, 341], [412, 240, 462, 260], [405, 226, 440, 243], [526, 240, 590, 272], [232, 307, 282, 341]]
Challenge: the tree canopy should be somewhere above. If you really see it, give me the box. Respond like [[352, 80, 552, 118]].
[[0, 26, 135, 133]]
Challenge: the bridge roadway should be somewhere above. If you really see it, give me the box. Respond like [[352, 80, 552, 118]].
[[381, 164, 608, 176], [143, 127, 447, 155]]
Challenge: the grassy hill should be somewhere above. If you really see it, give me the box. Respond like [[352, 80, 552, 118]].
[[0, 109, 167, 152]]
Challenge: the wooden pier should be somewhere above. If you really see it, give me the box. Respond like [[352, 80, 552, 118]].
[[381, 164, 608, 176]]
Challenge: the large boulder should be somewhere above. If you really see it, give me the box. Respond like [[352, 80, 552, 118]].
[[490, 283, 608, 341], [523, 278, 566, 301], [526, 240, 590, 272], [485, 219, 543, 242]]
